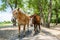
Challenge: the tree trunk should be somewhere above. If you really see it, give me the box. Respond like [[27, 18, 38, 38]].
[[12, 0, 17, 26], [7, 0, 13, 10], [55, 1, 58, 25], [13, 0, 17, 26], [47, 0, 52, 28], [56, 12, 58, 25], [38, 0, 45, 26], [15, 0, 17, 8]]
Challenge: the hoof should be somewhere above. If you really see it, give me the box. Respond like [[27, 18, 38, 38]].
[[18, 35, 20, 37], [23, 34, 25, 37], [30, 24, 33, 27], [28, 30, 29, 32], [38, 31, 40, 33]]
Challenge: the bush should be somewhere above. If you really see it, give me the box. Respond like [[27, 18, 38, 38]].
[[51, 19, 56, 23], [4, 21, 11, 24], [51, 17, 60, 23], [0, 21, 11, 24], [58, 17, 60, 23]]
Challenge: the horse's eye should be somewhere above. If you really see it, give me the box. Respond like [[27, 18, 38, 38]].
[[16, 13, 17, 14]]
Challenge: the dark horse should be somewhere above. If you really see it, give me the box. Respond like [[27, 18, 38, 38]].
[[12, 8, 30, 37], [30, 14, 41, 33]]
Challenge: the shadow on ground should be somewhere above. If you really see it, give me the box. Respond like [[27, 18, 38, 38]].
[[0, 25, 13, 28], [0, 25, 60, 40], [41, 29, 60, 40], [10, 29, 40, 40]]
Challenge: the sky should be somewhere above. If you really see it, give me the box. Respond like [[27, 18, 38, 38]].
[[0, 0, 33, 22], [0, 0, 12, 22]]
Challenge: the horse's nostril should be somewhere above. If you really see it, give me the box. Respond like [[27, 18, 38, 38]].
[[30, 24, 33, 27]]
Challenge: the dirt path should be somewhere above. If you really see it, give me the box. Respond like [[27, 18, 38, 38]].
[[0, 26, 60, 40]]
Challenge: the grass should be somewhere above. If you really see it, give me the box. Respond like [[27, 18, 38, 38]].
[[0, 21, 12, 27]]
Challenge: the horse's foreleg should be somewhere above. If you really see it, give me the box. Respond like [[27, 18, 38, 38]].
[[27, 23, 29, 32], [18, 24, 20, 37], [34, 24, 36, 33], [28, 20, 30, 32], [23, 25, 26, 36]]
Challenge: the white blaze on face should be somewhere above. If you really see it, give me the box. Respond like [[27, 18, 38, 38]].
[[12, 9, 18, 18]]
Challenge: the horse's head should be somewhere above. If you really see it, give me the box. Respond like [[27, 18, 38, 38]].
[[12, 8, 20, 19]]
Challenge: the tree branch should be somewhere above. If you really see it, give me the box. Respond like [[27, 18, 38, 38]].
[[7, 0, 13, 10]]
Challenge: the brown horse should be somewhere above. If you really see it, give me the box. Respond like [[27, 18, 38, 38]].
[[30, 14, 41, 33], [12, 8, 30, 37]]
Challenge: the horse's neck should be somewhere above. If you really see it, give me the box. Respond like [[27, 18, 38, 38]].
[[17, 12, 26, 19]]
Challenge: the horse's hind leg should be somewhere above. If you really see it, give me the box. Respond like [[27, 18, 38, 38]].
[[39, 24, 41, 32], [18, 24, 20, 37]]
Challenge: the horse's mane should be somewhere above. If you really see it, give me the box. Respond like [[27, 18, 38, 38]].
[[19, 8, 26, 14], [12, 8, 30, 19], [13, 8, 26, 14]]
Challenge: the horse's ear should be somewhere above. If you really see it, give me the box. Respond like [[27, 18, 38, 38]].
[[17, 8, 19, 11]]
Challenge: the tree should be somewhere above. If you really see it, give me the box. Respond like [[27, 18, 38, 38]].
[[0, 0, 23, 26], [47, 0, 52, 28], [55, 0, 59, 25], [0, 0, 60, 27], [38, 0, 44, 25]]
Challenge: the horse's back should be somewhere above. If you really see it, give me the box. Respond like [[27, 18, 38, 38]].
[[17, 13, 30, 25], [32, 14, 40, 24]]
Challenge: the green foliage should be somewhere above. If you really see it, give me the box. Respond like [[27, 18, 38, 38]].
[[0, 21, 12, 24], [51, 17, 60, 23], [0, 0, 60, 23], [0, 21, 12, 26], [0, 0, 23, 11]]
